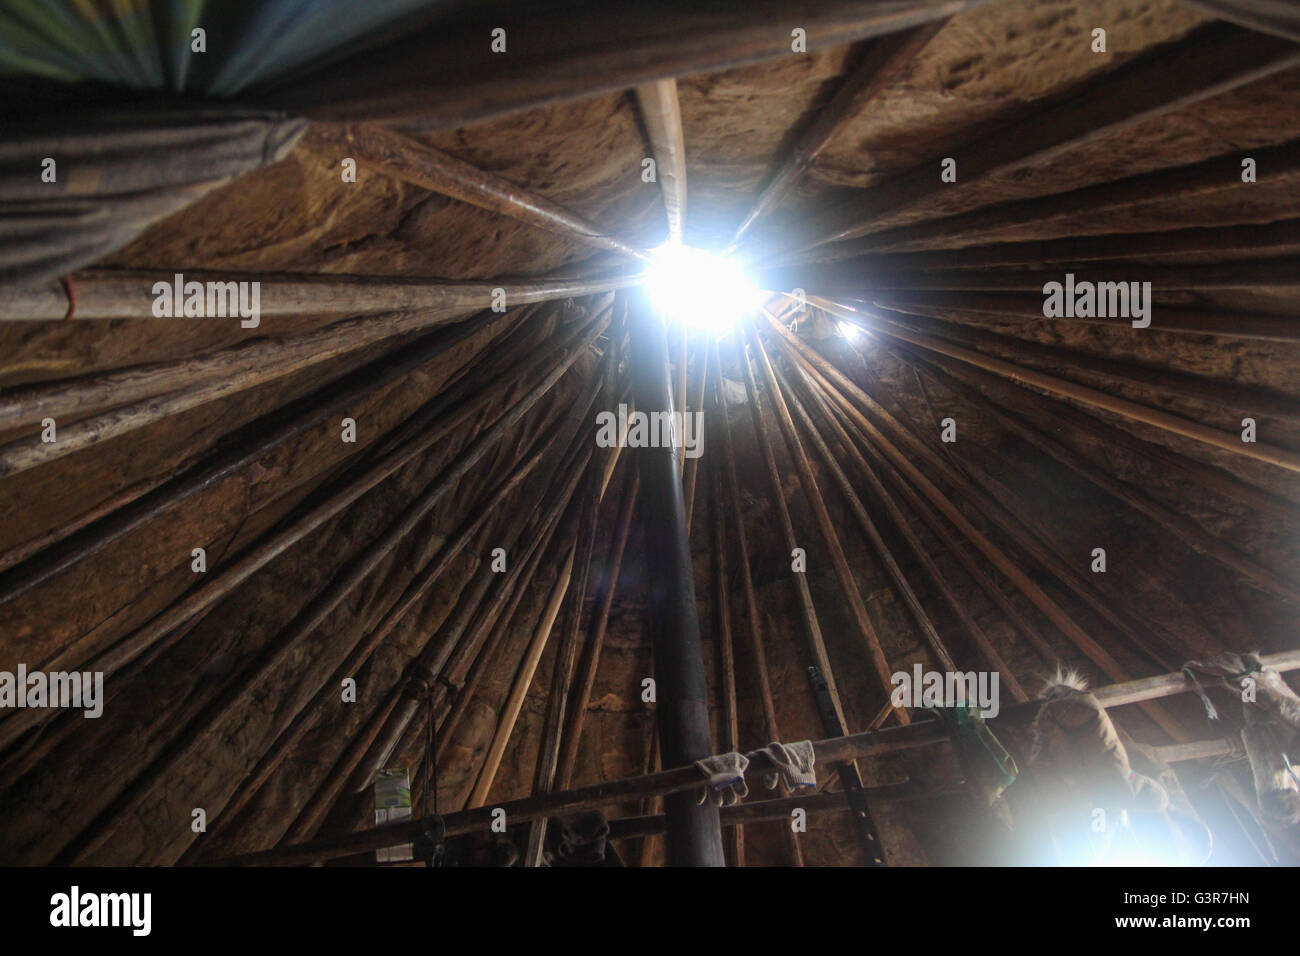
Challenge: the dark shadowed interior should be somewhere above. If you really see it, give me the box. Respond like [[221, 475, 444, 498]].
[[1, 0, 1298, 868]]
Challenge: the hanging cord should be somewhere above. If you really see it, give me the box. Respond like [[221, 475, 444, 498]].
[[422, 696, 438, 819], [1181, 655, 1264, 729], [1182, 665, 1221, 722], [61, 275, 76, 320], [416, 696, 446, 866]]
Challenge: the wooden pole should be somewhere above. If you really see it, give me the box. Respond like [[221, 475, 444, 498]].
[[8, 379, 485, 778], [328, 360, 612, 808], [861, 304, 1300, 427], [867, 292, 1300, 347], [815, 256, 1300, 295], [0, 311, 608, 755], [0, 285, 621, 477], [73, 435, 552, 863], [187, 336, 609, 851], [1182, 1, 1300, 42], [682, 340, 709, 532], [768, 350, 1029, 699], [854, 137, 1300, 253], [746, 325, 904, 718], [344, 124, 649, 261], [793, 331, 1188, 675], [0, 307, 518, 605], [817, 299, 1300, 474], [0, 269, 634, 322], [785, 353, 1057, 666], [412, 438, 597, 797], [57, 321, 607, 863], [634, 728, 661, 867], [256, 0, 984, 127], [710, 459, 743, 866], [433, 505, 567, 765], [609, 780, 946, 841], [523, 459, 610, 864], [522, 326, 626, 865], [554, 467, 639, 790], [786, 24, 1300, 252], [467, 549, 577, 808], [813, 217, 1300, 270], [854, 303, 1300, 523], [178, 439, 552, 862], [0, 468, 180, 574], [764, 315, 1189, 740], [635, 79, 687, 246], [628, 298, 724, 866], [729, 21, 945, 246], [712, 343, 804, 866], [286, 428, 596, 846], [736, 331, 851, 733], [895, 345, 1300, 608], [734, 328, 886, 862]]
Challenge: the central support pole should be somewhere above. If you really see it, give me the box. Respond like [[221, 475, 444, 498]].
[[628, 295, 725, 866]]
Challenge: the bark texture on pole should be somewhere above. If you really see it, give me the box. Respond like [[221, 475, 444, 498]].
[[628, 297, 724, 867]]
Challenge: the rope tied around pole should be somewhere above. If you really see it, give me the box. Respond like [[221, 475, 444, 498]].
[[1181, 652, 1268, 726], [434, 673, 460, 702]]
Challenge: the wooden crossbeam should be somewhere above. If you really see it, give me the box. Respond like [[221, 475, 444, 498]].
[[214, 649, 1300, 866], [256, 0, 986, 128]]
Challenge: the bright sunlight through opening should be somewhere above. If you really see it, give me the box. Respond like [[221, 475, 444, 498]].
[[644, 244, 760, 337], [837, 320, 866, 342]]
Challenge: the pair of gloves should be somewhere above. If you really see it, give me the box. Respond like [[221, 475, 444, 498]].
[[693, 741, 817, 806]]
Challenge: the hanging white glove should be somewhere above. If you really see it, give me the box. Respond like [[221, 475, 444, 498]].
[[694, 752, 750, 806], [757, 740, 817, 792]]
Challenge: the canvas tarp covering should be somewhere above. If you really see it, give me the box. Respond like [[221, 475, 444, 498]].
[[0, 0, 450, 287], [0, 106, 306, 288]]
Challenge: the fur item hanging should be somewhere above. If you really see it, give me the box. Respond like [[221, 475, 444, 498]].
[[1185, 652, 1300, 730], [1031, 669, 1167, 813], [1185, 651, 1300, 824], [1121, 733, 1213, 864], [1242, 707, 1300, 826]]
